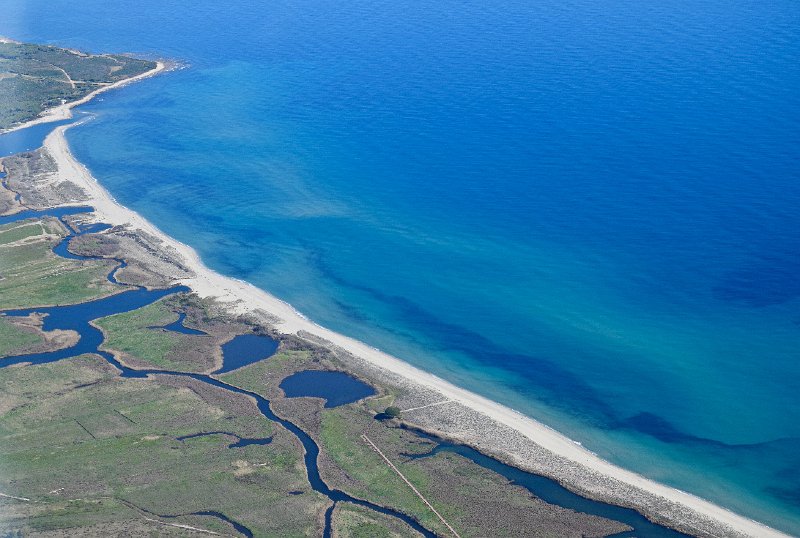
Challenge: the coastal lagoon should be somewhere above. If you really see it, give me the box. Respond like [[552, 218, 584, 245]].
[[5, 0, 800, 533]]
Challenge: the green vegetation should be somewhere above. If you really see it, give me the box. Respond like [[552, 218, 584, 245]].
[[220, 349, 312, 395], [319, 408, 454, 536], [0, 355, 327, 537], [0, 316, 42, 356], [0, 221, 45, 245], [0, 218, 118, 309], [95, 295, 244, 373], [333, 502, 420, 538], [95, 298, 189, 371], [317, 405, 628, 538], [0, 41, 157, 130], [222, 353, 452, 535], [384, 406, 402, 419], [3, 497, 199, 537]]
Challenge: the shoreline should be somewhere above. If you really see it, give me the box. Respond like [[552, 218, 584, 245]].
[[0, 60, 168, 135], [0, 54, 784, 536], [41, 121, 791, 538]]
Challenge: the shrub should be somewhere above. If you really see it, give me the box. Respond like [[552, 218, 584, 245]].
[[384, 406, 401, 419]]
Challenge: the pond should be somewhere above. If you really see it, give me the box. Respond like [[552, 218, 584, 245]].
[[214, 333, 279, 374], [280, 370, 376, 408]]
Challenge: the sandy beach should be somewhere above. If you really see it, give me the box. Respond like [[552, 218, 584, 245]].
[[37, 119, 791, 538]]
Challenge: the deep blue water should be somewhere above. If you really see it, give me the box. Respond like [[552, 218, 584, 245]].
[[5, 0, 800, 532], [280, 370, 376, 408], [215, 334, 279, 374]]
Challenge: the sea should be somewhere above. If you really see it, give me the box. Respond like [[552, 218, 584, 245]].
[[5, 0, 799, 533]]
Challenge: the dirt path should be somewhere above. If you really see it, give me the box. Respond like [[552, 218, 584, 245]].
[[0, 492, 31, 501], [401, 400, 453, 413], [51, 65, 76, 89], [361, 434, 461, 538]]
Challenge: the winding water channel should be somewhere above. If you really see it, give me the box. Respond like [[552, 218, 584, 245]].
[[0, 205, 689, 537], [0, 207, 436, 537]]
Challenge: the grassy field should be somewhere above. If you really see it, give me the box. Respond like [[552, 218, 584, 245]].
[[220, 351, 469, 536], [0, 221, 46, 245], [332, 502, 421, 538], [220, 349, 313, 396], [0, 217, 118, 309], [319, 408, 457, 536], [95, 298, 195, 372], [0, 355, 327, 537], [0, 316, 43, 356], [0, 210, 629, 536], [95, 295, 250, 373], [220, 349, 629, 538], [0, 41, 157, 130], [318, 405, 629, 538]]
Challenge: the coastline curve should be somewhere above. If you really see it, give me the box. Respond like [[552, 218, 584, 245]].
[[39, 119, 792, 538]]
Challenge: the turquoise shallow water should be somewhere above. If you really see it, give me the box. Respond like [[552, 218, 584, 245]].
[[5, 0, 800, 532]]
